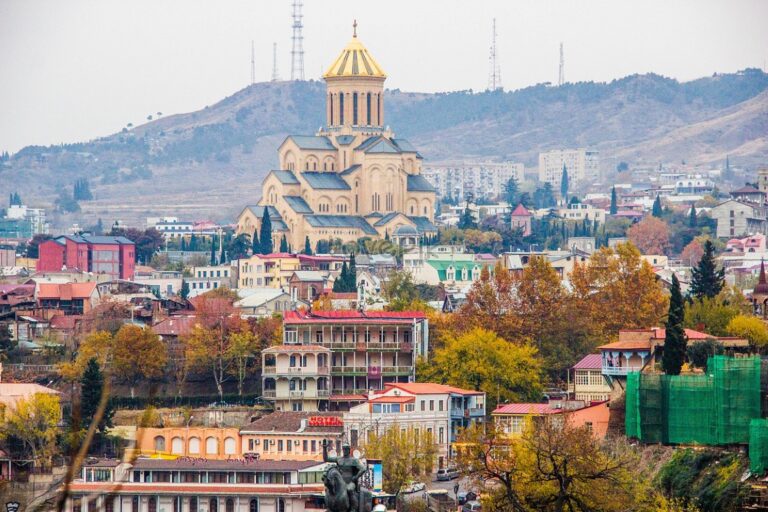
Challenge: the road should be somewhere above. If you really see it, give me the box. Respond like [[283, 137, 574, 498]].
[[400, 476, 475, 504]]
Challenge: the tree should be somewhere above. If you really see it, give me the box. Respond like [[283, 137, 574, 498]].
[[225, 233, 251, 261], [304, 236, 313, 255], [456, 262, 521, 343], [687, 339, 724, 369], [726, 315, 768, 350], [210, 236, 217, 265], [80, 358, 114, 435], [259, 208, 273, 254], [652, 195, 663, 217], [518, 192, 532, 209], [505, 177, 519, 205], [59, 330, 115, 381], [348, 253, 357, 290], [610, 186, 618, 215], [617, 161, 629, 172], [458, 204, 477, 229], [180, 280, 190, 299], [0, 321, 15, 356], [560, 164, 569, 201], [279, 234, 289, 253], [363, 425, 437, 496], [684, 287, 751, 336], [227, 326, 259, 396], [688, 204, 698, 228], [382, 269, 420, 309], [662, 274, 687, 375], [73, 178, 93, 200], [689, 240, 724, 300], [26, 233, 53, 258], [112, 325, 167, 398], [680, 239, 705, 267], [251, 230, 260, 255], [627, 216, 670, 255], [418, 328, 542, 412], [0, 393, 61, 467]]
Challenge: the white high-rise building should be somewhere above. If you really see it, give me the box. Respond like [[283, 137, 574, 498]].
[[538, 149, 600, 191], [423, 161, 524, 202]]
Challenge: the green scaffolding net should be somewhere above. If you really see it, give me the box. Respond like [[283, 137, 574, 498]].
[[749, 419, 768, 475], [625, 355, 761, 445]]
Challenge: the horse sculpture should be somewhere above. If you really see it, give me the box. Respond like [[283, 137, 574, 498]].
[[323, 466, 350, 512]]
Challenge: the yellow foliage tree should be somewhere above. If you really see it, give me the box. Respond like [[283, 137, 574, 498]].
[[112, 325, 167, 398], [363, 425, 437, 495], [58, 330, 114, 381], [0, 393, 61, 467], [726, 314, 768, 350]]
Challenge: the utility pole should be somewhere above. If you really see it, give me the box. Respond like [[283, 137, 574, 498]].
[[272, 42, 280, 81], [488, 18, 502, 91], [558, 42, 565, 86], [290, 0, 305, 80]]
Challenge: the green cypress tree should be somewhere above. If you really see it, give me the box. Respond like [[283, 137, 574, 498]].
[[334, 262, 348, 292], [279, 234, 289, 253], [662, 274, 687, 376], [251, 230, 259, 255], [220, 246, 226, 265], [385, 230, 390, 241], [80, 358, 114, 436], [688, 204, 698, 228], [347, 253, 357, 291], [180, 280, 190, 299], [259, 208, 273, 254], [689, 240, 725, 299], [610, 187, 618, 215], [505, 177, 519, 205], [652, 196, 663, 217], [304, 236, 313, 255], [210, 236, 217, 265], [180, 238, 187, 251], [458, 205, 477, 229], [560, 164, 569, 201]]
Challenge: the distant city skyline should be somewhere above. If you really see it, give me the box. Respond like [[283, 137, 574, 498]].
[[1, 0, 766, 153]]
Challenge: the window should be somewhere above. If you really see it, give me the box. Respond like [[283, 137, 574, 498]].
[[105, 496, 115, 512], [339, 93, 345, 124], [277, 498, 286, 512], [149, 497, 157, 512], [189, 437, 200, 454], [353, 92, 358, 125], [154, 436, 165, 451], [226, 499, 234, 512], [420, 400, 425, 411], [278, 439, 284, 451], [206, 436, 218, 454], [210, 499, 218, 512], [439, 427, 444, 444], [438, 400, 444, 411], [250, 500, 259, 512], [224, 437, 236, 455], [132, 497, 139, 512], [190, 497, 198, 512], [303, 440, 308, 452], [311, 440, 317, 452], [366, 93, 372, 124], [429, 400, 434, 411]]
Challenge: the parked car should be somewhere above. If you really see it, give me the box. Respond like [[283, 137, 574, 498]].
[[462, 500, 482, 511], [401, 481, 426, 494], [436, 467, 459, 481], [457, 491, 477, 505]]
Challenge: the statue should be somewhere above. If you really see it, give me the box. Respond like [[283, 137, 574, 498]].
[[322, 440, 372, 512]]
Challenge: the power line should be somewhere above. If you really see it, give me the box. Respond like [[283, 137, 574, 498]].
[[558, 42, 565, 86], [488, 18, 502, 91], [272, 42, 280, 81], [290, 0, 305, 81]]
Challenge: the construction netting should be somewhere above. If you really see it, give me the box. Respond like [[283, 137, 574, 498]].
[[750, 419, 768, 475], [625, 355, 761, 445]]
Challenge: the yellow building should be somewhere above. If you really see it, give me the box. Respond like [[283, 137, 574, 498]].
[[239, 252, 301, 288], [237, 25, 438, 249]]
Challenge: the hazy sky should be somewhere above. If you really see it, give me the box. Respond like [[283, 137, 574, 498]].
[[1, 0, 766, 153]]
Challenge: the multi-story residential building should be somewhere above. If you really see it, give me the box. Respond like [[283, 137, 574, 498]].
[[557, 203, 607, 225], [422, 161, 524, 202], [492, 401, 610, 439], [154, 219, 194, 239], [568, 354, 612, 403], [411, 253, 495, 287], [37, 282, 100, 315], [711, 199, 768, 238], [65, 457, 330, 512], [187, 264, 237, 297], [674, 176, 715, 195], [5, 204, 49, 236], [538, 148, 599, 191], [239, 253, 301, 289], [298, 254, 347, 272], [236, 288, 298, 317], [37, 235, 136, 280], [274, 310, 429, 411], [342, 382, 485, 467], [262, 344, 332, 412], [288, 271, 331, 303]]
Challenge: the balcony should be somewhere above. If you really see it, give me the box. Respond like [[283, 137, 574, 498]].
[[602, 365, 641, 376], [381, 366, 412, 376], [331, 365, 368, 376], [263, 390, 276, 398], [262, 366, 330, 376], [331, 388, 369, 396], [289, 390, 331, 399]]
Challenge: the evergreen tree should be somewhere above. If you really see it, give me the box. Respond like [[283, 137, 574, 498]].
[[348, 253, 357, 290], [210, 236, 217, 265], [80, 358, 114, 435], [518, 192, 532, 209], [652, 196, 663, 217], [180, 281, 190, 299], [219, 246, 226, 265], [505, 177, 519, 205], [180, 238, 187, 251], [560, 164, 569, 202], [689, 240, 725, 299], [316, 240, 323, 254], [251, 230, 259, 255], [458, 204, 477, 229], [610, 187, 618, 215], [385, 230, 390, 242], [688, 204, 697, 228], [334, 262, 349, 292], [304, 236, 313, 255], [279, 234, 289, 253], [259, 209, 273, 254], [662, 274, 687, 376]]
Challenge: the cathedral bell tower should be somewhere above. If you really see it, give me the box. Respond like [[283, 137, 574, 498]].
[[323, 21, 387, 130]]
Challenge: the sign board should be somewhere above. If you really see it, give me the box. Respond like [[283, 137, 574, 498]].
[[360, 458, 383, 492], [308, 416, 344, 427]]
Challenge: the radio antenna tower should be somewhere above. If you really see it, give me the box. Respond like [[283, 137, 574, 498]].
[[290, 0, 305, 80], [272, 42, 280, 81], [250, 40, 256, 85], [558, 42, 565, 86], [488, 18, 502, 91]]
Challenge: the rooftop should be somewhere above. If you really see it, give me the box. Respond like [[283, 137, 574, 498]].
[[323, 32, 386, 79], [37, 282, 97, 300], [240, 412, 344, 434], [384, 382, 483, 396], [493, 403, 560, 415], [284, 310, 426, 325], [572, 354, 602, 370]]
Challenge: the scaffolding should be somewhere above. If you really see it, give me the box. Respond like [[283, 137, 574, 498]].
[[750, 419, 768, 475], [626, 356, 761, 445]]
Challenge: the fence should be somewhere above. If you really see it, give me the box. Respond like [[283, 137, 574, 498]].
[[625, 355, 761, 445]]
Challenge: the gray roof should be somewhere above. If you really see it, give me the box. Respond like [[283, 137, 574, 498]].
[[284, 196, 314, 214], [335, 135, 355, 146], [391, 138, 418, 152], [270, 170, 300, 185], [408, 216, 438, 233], [291, 270, 327, 282], [355, 136, 381, 152], [340, 164, 362, 176], [301, 172, 351, 190], [394, 225, 419, 236], [304, 215, 378, 235], [272, 219, 289, 231], [246, 205, 283, 220], [287, 135, 336, 151], [364, 138, 401, 154], [58, 235, 134, 245], [374, 212, 402, 226], [407, 175, 436, 192]]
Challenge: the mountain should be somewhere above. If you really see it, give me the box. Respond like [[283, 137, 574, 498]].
[[2, 69, 767, 227]]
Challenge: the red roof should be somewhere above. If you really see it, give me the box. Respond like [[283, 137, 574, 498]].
[[370, 395, 415, 403], [384, 382, 482, 396], [50, 315, 81, 330], [510, 204, 531, 217], [263, 344, 330, 353], [284, 310, 426, 325], [258, 253, 297, 259], [152, 315, 199, 337], [493, 403, 559, 415], [37, 282, 97, 300], [572, 354, 602, 370]]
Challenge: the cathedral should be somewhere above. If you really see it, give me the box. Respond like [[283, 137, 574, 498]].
[[236, 24, 437, 250]]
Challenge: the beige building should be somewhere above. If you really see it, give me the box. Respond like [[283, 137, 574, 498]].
[[238, 253, 301, 289], [568, 354, 612, 403], [236, 28, 437, 249], [538, 148, 599, 191]]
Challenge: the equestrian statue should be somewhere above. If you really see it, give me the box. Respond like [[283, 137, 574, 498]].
[[322, 440, 373, 512]]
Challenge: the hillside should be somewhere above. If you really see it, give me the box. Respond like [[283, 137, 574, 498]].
[[2, 69, 767, 227]]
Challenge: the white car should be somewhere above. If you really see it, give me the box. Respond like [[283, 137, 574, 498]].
[[401, 481, 426, 494]]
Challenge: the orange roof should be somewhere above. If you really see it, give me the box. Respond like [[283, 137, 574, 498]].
[[384, 382, 482, 396], [37, 282, 97, 300], [370, 395, 415, 404], [598, 340, 651, 351], [263, 344, 331, 353]]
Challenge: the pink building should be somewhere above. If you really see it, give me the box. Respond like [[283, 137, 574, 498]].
[[510, 204, 532, 236], [38, 235, 135, 280]]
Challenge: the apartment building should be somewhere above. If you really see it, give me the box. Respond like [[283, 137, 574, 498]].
[[422, 162, 524, 201], [711, 199, 768, 238], [37, 235, 135, 280], [238, 253, 301, 289], [187, 264, 237, 297], [538, 149, 599, 191]]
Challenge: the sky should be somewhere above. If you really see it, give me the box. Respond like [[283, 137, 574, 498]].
[[1, 0, 766, 154]]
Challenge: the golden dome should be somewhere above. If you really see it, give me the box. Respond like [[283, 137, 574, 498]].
[[323, 23, 386, 79]]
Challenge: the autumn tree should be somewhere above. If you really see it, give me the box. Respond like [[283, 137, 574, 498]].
[[662, 274, 687, 375], [418, 328, 541, 411], [680, 239, 704, 267], [80, 299, 132, 335], [363, 425, 437, 495], [726, 315, 768, 351], [227, 324, 259, 396], [684, 286, 751, 336], [112, 325, 167, 397], [59, 330, 115, 381], [0, 393, 62, 467], [689, 240, 724, 300], [455, 262, 521, 342], [627, 215, 671, 255]]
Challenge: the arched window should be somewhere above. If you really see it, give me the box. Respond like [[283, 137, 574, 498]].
[[206, 436, 218, 454], [249, 500, 259, 512], [226, 499, 234, 512], [105, 496, 115, 512], [171, 437, 183, 454], [339, 93, 345, 124], [132, 497, 139, 512], [330, 95, 334, 125], [224, 437, 236, 455], [154, 436, 165, 452], [353, 93, 358, 125], [367, 93, 372, 125], [189, 437, 200, 454], [277, 498, 285, 512], [210, 499, 218, 512], [289, 355, 296, 367], [149, 497, 157, 512]]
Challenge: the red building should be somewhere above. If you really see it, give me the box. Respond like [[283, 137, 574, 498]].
[[37, 235, 136, 280]]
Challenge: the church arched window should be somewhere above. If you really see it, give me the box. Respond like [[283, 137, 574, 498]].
[[353, 93, 358, 125], [330, 95, 334, 126], [366, 93, 372, 125], [339, 93, 345, 124]]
